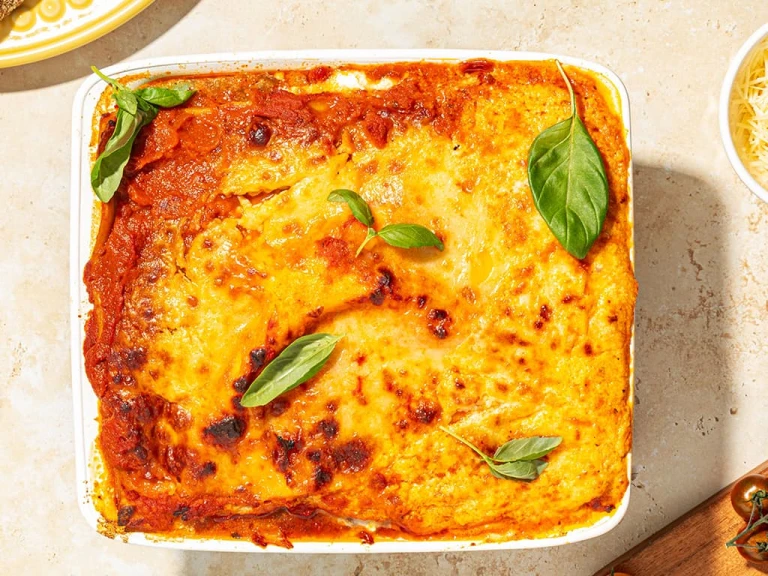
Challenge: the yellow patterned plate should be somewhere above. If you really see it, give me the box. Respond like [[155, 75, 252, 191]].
[[0, 0, 154, 68]]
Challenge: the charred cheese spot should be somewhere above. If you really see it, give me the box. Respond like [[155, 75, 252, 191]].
[[331, 439, 371, 473], [232, 376, 249, 393], [314, 466, 333, 489], [203, 415, 246, 447], [270, 397, 290, 416], [586, 497, 615, 513], [369, 290, 385, 306], [307, 306, 324, 318], [369, 268, 394, 305], [194, 461, 217, 479], [427, 308, 452, 339], [249, 120, 273, 147], [249, 347, 268, 371], [410, 399, 442, 425], [316, 419, 339, 439], [173, 506, 191, 521], [123, 348, 147, 370], [117, 506, 135, 527], [274, 433, 303, 473]]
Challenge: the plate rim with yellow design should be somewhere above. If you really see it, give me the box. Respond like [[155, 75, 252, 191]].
[[0, 0, 154, 69]]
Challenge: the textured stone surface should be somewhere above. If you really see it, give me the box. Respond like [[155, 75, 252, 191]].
[[2, 1, 768, 574]]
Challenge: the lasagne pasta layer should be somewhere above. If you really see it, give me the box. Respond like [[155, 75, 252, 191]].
[[84, 60, 636, 546]]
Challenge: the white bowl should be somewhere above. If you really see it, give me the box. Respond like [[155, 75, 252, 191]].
[[720, 22, 768, 203]]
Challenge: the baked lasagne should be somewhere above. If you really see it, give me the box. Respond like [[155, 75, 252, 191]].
[[83, 59, 636, 546]]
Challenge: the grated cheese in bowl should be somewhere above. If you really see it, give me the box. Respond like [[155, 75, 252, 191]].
[[730, 37, 768, 189]]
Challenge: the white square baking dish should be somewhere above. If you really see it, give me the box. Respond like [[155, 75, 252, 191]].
[[70, 49, 633, 553]]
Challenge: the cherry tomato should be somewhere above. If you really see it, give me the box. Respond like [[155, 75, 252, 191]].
[[731, 474, 768, 520], [736, 525, 768, 564]]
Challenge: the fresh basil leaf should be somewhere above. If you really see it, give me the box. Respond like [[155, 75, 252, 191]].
[[240, 334, 342, 407], [527, 60, 609, 259], [134, 86, 196, 108], [114, 89, 138, 115], [377, 223, 444, 251], [90, 105, 157, 202], [489, 459, 548, 481], [136, 96, 157, 114], [328, 189, 375, 227], [492, 436, 562, 462]]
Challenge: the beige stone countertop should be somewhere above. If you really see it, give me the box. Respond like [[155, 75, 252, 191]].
[[3, 1, 768, 574]]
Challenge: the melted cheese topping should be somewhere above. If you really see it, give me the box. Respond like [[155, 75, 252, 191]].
[[84, 60, 636, 546]]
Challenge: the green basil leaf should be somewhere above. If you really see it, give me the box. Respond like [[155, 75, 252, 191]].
[[489, 459, 548, 481], [527, 60, 609, 259], [136, 96, 157, 114], [328, 189, 375, 227], [90, 106, 157, 202], [134, 86, 196, 108], [492, 436, 562, 462], [377, 223, 444, 251], [114, 89, 138, 115], [240, 334, 342, 407]]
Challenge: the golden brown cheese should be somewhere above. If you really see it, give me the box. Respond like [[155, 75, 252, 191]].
[[84, 59, 636, 546]]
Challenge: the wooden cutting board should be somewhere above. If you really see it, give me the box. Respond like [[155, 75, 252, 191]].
[[594, 460, 768, 576]]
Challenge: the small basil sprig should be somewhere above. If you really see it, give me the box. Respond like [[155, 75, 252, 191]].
[[328, 189, 444, 256], [240, 333, 342, 407], [440, 426, 561, 481], [527, 60, 609, 259], [90, 66, 196, 202]]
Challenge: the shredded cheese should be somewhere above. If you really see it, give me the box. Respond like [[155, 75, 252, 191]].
[[732, 37, 768, 188]]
